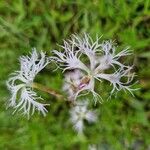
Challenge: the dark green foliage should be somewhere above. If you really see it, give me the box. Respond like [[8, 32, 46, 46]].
[[0, 0, 149, 149]]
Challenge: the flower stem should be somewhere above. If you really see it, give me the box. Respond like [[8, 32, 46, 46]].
[[32, 82, 64, 100]]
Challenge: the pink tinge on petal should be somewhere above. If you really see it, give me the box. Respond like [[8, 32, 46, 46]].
[[78, 83, 87, 90], [78, 76, 90, 90]]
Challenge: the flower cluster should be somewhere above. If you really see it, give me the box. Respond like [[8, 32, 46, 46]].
[[6, 33, 136, 133], [7, 48, 50, 118], [53, 33, 136, 103]]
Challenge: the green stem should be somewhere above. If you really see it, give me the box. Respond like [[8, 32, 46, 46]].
[[32, 82, 64, 100]]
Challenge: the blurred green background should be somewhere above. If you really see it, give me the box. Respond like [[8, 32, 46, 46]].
[[0, 0, 150, 149]]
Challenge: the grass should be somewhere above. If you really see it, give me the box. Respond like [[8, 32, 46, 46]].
[[0, 0, 150, 149]]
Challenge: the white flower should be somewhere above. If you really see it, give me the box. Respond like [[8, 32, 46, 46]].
[[52, 33, 136, 102], [88, 145, 98, 150], [6, 48, 50, 118], [70, 100, 97, 133]]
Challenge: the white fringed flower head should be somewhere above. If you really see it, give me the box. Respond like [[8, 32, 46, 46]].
[[70, 100, 97, 134], [6, 48, 50, 118], [88, 145, 97, 150], [52, 33, 136, 102]]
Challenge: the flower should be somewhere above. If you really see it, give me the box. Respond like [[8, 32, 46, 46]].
[[52, 33, 136, 102], [88, 145, 97, 150], [6, 48, 50, 118], [69, 100, 97, 133]]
